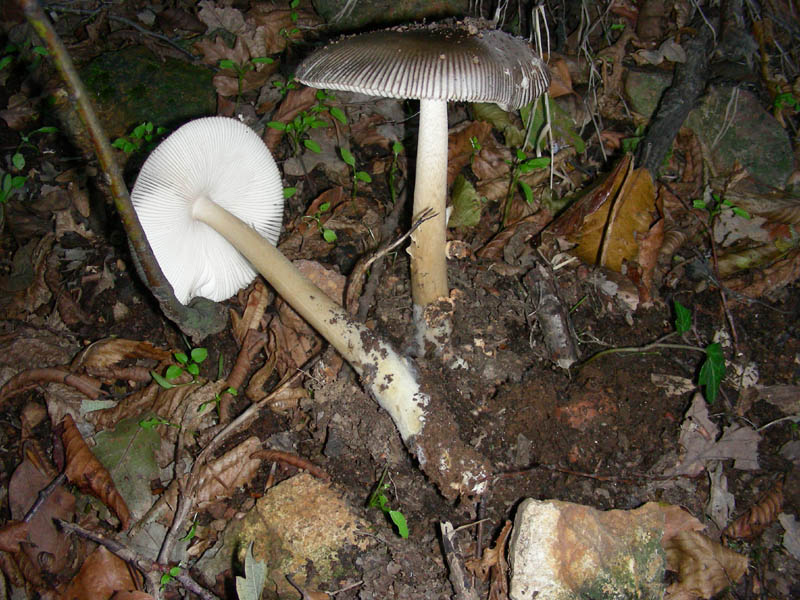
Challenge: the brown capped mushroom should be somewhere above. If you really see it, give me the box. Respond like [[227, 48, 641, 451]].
[[296, 22, 550, 350]]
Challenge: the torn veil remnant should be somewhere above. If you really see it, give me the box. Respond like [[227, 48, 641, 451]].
[[130, 117, 489, 499], [296, 21, 550, 353]]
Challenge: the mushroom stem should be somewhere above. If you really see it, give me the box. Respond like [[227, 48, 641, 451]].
[[192, 195, 426, 440], [408, 99, 449, 308]]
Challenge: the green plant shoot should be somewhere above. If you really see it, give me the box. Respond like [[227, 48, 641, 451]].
[[367, 467, 409, 538]]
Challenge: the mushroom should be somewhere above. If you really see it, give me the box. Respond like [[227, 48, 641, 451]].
[[295, 21, 550, 350], [131, 116, 489, 499]]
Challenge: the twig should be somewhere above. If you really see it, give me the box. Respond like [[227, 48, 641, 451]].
[[44, 3, 198, 60], [56, 519, 219, 600], [581, 332, 706, 368], [250, 449, 331, 481], [220, 329, 268, 422], [18, 0, 225, 340], [0, 368, 104, 404], [24, 472, 66, 523], [440, 522, 480, 600]]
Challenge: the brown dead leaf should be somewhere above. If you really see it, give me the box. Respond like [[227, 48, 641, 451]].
[[71, 339, 171, 372], [197, 0, 246, 34], [546, 55, 576, 98], [60, 546, 141, 600], [471, 130, 512, 184], [447, 121, 493, 186], [8, 445, 76, 577], [248, 4, 321, 55], [660, 505, 707, 543], [665, 530, 748, 598], [196, 436, 262, 506], [350, 114, 390, 149], [723, 480, 783, 540], [61, 414, 130, 530], [0, 521, 29, 553], [0, 92, 38, 130], [111, 592, 155, 600], [722, 247, 800, 297], [0, 233, 54, 319], [476, 213, 553, 261], [193, 35, 249, 69], [156, 8, 206, 34]]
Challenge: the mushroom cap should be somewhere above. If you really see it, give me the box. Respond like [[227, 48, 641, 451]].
[[131, 117, 284, 304], [295, 22, 550, 109]]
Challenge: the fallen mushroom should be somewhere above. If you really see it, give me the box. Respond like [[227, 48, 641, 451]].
[[295, 21, 550, 352], [130, 117, 489, 499]]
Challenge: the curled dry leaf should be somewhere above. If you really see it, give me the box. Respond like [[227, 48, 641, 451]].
[[665, 530, 748, 599], [71, 338, 171, 372], [264, 86, 320, 151], [447, 120, 493, 186], [111, 592, 156, 600], [60, 546, 142, 600], [232, 280, 271, 345], [61, 414, 130, 530], [723, 480, 784, 540]]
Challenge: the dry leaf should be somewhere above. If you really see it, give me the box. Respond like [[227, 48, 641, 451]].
[[232, 281, 271, 345], [72, 339, 171, 372], [447, 121, 493, 186], [723, 480, 783, 540], [60, 546, 141, 600], [0, 521, 29, 553], [193, 35, 249, 69], [665, 530, 747, 598], [61, 414, 131, 530], [196, 436, 262, 506]]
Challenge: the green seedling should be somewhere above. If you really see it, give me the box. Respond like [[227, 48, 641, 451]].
[[219, 56, 274, 100], [622, 124, 646, 154], [273, 76, 298, 97], [180, 520, 197, 542], [340, 147, 371, 200], [388, 140, 404, 204], [503, 148, 550, 225], [267, 111, 328, 155], [674, 300, 727, 403], [139, 415, 179, 430], [283, 187, 297, 200], [151, 347, 208, 389], [112, 122, 166, 155], [367, 467, 409, 538], [469, 135, 482, 166], [279, 0, 301, 40], [303, 201, 337, 243], [773, 92, 799, 112], [1, 172, 27, 205], [198, 386, 238, 414], [693, 193, 751, 221], [160, 565, 182, 589]]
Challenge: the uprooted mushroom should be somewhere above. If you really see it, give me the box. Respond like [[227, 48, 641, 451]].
[[130, 116, 489, 500]]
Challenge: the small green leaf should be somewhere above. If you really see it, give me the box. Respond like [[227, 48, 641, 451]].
[[356, 171, 372, 183], [340, 147, 355, 166], [0, 56, 12, 70], [12, 152, 24, 170], [139, 416, 168, 430], [322, 228, 338, 243], [10, 175, 26, 189], [151, 370, 175, 389], [329, 106, 347, 124], [388, 510, 409, 538], [180, 521, 197, 541], [267, 121, 286, 131], [251, 56, 274, 64], [392, 140, 404, 155], [674, 300, 692, 334], [32, 46, 48, 56], [692, 199, 707, 210], [186, 363, 200, 376], [166, 365, 184, 380], [304, 139, 322, 153], [699, 343, 725, 404], [283, 187, 297, 199], [731, 206, 751, 219], [174, 352, 188, 364], [515, 148, 526, 160], [310, 118, 329, 128], [519, 157, 550, 173], [319, 201, 331, 213], [35, 126, 58, 134], [290, 0, 300, 7], [191, 347, 208, 363], [518, 180, 533, 204], [219, 59, 236, 69]]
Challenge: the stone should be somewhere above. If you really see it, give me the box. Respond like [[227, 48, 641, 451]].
[[508, 499, 666, 600]]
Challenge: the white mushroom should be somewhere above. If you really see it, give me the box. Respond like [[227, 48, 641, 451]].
[[295, 22, 550, 351], [131, 116, 489, 498]]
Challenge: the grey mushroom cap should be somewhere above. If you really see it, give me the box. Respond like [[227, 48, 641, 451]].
[[295, 22, 550, 110]]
